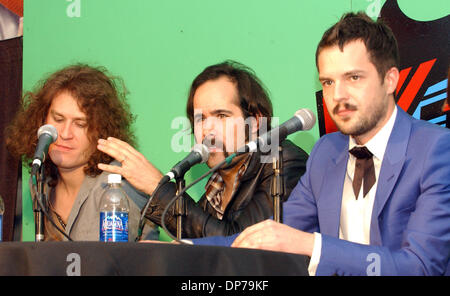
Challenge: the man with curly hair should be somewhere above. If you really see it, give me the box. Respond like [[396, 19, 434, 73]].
[[6, 64, 158, 241]]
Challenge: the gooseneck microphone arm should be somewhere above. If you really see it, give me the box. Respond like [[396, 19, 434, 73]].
[[31, 162, 73, 242], [271, 145, 285, 223], [175, 175, 186, 240], [161, 154, 235, 243], [33, 163, 45, 242]]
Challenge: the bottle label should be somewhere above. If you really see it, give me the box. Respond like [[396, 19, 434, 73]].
[[0, 215, 2, 242], [99, 211, 128, 242]]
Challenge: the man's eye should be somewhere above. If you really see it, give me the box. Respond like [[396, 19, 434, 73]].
[[322, 80, 332, 87], [350, 75, 360, 81], [217, 114, 227, 119], [72, 119, 87, 128]]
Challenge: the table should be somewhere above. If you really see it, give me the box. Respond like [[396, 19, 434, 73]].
[[0, 241, 309, 276]]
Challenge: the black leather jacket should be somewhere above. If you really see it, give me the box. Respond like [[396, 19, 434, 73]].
[[145, 140, 308, 238]]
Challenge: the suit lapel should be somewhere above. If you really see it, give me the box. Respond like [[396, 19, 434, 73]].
[[370, 109, 411, 245], [319, 135, 348, 237]]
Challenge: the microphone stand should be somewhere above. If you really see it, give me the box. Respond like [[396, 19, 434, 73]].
[[271, 145, 285, 223], [34, 163, 47, 242], [174, 176, 186, 240]]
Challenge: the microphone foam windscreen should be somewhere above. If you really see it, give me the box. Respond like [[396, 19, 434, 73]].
[[295, 109, 316, 131]]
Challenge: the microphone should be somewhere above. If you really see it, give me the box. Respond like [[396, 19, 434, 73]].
[[31, 124, 58, 174], [241, 108, 316, 153], [136, 143, 209, 241], [163, 143, 210, 182]]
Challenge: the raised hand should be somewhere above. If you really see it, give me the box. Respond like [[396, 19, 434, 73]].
[[97, 137, 163, 195]]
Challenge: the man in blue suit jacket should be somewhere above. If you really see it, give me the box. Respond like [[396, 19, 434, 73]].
[[195, 12, 450, 275]]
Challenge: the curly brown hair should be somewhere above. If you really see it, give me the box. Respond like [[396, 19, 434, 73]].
[[6, 64, 136, 178]]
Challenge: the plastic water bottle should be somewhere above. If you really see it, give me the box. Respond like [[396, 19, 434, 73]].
[[99, 174, 130, 242], [0, 195, 4, 242]]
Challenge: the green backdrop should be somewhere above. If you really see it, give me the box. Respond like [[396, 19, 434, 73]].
[[21, 0, 448, 241]]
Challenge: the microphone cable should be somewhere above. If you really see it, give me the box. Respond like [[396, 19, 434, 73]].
[[160, 153, 238, 244], [136, 144, 209, 241], [135, 177, 168, 242], [31, 173, 73, 242]]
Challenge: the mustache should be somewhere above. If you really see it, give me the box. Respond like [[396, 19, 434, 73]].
[[202, 136, 225, 152], [333, 103, 357, 115], [202, 137, 233, 157]]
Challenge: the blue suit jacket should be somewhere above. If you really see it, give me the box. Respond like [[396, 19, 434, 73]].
[[193, 108, 450, 275], [283, 108, 450, 275]]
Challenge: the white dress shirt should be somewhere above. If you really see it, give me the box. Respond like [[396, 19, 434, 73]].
[[308, 106, 398, 275]]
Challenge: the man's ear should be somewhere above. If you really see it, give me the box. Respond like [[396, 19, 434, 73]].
[[253, 112, 264, 135], [384, 67, 400, 95]]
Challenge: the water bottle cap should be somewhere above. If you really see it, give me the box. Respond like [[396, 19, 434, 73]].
[[107, 174, 122, 184]]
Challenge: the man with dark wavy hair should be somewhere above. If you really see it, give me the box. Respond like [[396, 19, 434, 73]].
[[97, 60, 309, 238], [6, 64, 158, 241]]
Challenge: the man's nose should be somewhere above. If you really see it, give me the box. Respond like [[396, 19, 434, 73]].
[[59, 122, 73, 140], [332, 81, 349, 103], [202, 117, 222, 136]]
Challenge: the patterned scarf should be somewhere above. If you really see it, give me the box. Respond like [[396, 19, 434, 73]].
[[204, 154, 251, 219]]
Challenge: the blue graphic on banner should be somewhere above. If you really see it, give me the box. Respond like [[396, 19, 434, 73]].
[[412, 79, 448, 126]]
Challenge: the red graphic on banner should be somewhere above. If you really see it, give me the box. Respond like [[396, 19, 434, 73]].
[[396, 67, 411, 96], [322, 97, 338, 134], [396, 59, 436, 112], [0, 0, 23, 17], [443, 103, 450, 112]]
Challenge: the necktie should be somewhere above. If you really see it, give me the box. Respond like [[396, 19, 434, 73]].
[[349, 146, 375, 199]]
